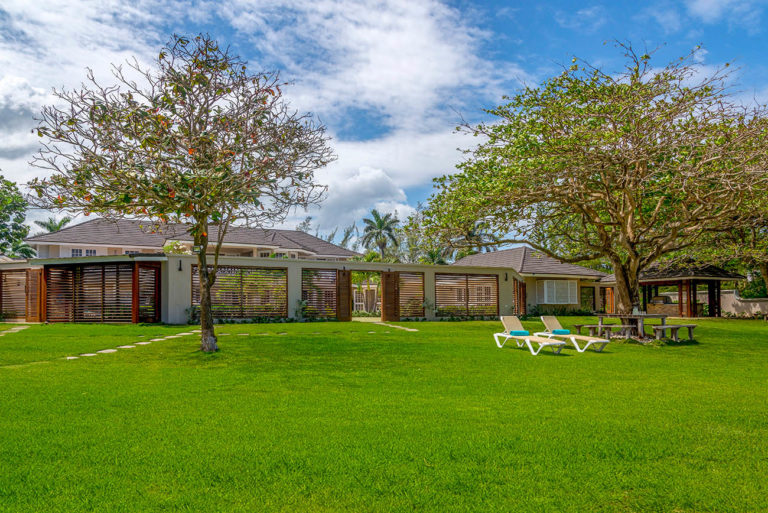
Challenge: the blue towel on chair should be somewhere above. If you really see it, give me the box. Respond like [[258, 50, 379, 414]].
[[552, 329, 570, 335], [509, 330, 529, 336]]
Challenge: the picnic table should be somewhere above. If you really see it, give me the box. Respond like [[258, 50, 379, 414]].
[[596, 313, 668, 339]]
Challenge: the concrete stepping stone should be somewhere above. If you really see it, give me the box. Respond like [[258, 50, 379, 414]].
[[191, 330, 202, 333], [97, 349, 117, 354], [165, 335, 181, 339], [176, 332, 194, 336], [150, 338, 164, 342], [368, 331, 376, 334], [237, 333, 249, 336], [117, 345, 135, 349], [65, 356, 79, 360], [80, 353, 97, 357]]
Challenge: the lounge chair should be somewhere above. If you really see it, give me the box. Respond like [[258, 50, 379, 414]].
[[537, 316, 611, 353], [494, 316, 566, 355]]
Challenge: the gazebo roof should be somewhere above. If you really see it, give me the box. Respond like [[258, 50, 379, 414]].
[[601, 262, 744, 284]]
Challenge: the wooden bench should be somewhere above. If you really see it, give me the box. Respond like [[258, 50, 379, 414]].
[[574, 324, 635, 338], [599, 324, 636, 338], [652, 324, 696, 342]]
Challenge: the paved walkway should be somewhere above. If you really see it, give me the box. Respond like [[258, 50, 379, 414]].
[[0, 325, 30, 337]]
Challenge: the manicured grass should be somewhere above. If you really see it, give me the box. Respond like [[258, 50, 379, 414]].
[[1, 318, 767, 512]]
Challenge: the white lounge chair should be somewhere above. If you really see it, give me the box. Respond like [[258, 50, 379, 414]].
[[537, 316, 611, 353], [494, 316, 566, 355]]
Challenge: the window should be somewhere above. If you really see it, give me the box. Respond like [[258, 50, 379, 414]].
[[536, 280, 578, 304], [85, 249, 97, 257], [124, 250, 139, 255], [259, 252, 271, 258], [71, 249, 82, 257], [275, 253, 286, 258]]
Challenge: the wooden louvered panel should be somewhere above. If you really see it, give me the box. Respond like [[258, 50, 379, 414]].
[[192, 265, 288, 319], [435, 273, 498, 317], [301, 269, 337, 319], [380, 271, 399, 322], [398, 272, 424, 318], [435, 273, 468, 317], [46, 267, 75, 322], [45, 264, 134, 323], [336, 270, 352, 321], [138, 265, 160, 322], [467, 274, 499, 316], [26, 269, 43, 322], [1, 270, 27, 320]]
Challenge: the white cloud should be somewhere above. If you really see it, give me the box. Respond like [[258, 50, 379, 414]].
[[684, 0, 765, 31], [554, 6, 608, 34], [0, 0, 528, 231], [641, 4, 683, 33]]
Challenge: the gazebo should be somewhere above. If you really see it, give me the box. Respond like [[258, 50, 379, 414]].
[[602, 263, 744, 318]]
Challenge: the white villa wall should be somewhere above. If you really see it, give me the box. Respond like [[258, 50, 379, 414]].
[[160, 255, 522, 324]]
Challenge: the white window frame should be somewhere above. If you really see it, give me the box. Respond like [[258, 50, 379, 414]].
[[85, 249, 97, 256], [71, 248, 82, 257], [536, 279, 578, 305]]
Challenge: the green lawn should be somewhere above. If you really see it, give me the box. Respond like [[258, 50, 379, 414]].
[[1, 317, 767, 512]]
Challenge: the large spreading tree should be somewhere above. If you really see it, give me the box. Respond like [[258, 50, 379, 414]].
[[29, 34, 334, 351], [0, 174, 34, 258], [421, 45, 768, 313]]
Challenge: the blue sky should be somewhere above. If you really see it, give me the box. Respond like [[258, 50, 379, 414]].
[[2, 0, 767, 233]]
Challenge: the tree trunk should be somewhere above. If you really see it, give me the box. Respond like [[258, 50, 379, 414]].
[[759, 262, 768, 296], [612, 259, 641, 314], [196, 246, 219, 352], [378, 241, 386, 258]]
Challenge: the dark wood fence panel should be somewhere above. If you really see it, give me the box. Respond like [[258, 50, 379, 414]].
[[192, 265, 288, 319], [380, 271, 399, 322], [0, 270, 27, 320], [45, 267, 75, 322], [399, 272, 425, 318], [138, 265, 160, 323], [45, 264, 133, 322], [336, 270, 352, 321], [26, 269, 43, 322], [435, 273, 498, 317], [301, 269, 337, 318]]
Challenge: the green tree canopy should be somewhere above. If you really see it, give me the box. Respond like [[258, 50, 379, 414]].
[[421, 44, 768, 313], [0, 175, 33, 259], [29, 34, 335, 351]]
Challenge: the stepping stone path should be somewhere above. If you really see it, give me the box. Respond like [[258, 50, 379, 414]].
[[0, 325, 30, 337], [374, 322, 419, 332], [65, 331, 198, 361]]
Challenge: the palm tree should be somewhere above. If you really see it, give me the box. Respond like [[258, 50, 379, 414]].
[[34, 216, 72, 233], [419, 248, 448, 265], [360, 209, 399, 257]]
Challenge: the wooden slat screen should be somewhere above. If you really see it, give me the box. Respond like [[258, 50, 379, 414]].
[[45, 264, 133, 322], [45, 267, 74, 322], [191, 266, 288, 318], [301, 269, 337, 318], [138, 266, 159, 322], [399, 272, 424, 318], [467, 274, 499, 316], [26, 269, 42, 322], [435, 273, 498, 317], [1, 270, 27, 320], [512, 278, 526, 315]]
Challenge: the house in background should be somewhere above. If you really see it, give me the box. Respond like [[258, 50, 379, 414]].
[[25, 218, 359, 261], [453, 247, 609, 313]]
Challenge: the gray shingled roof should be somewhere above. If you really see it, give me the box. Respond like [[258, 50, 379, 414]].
[[26, 218, 359, 257], [601, 263, 744, 284], [453, 246, 606, 278]]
